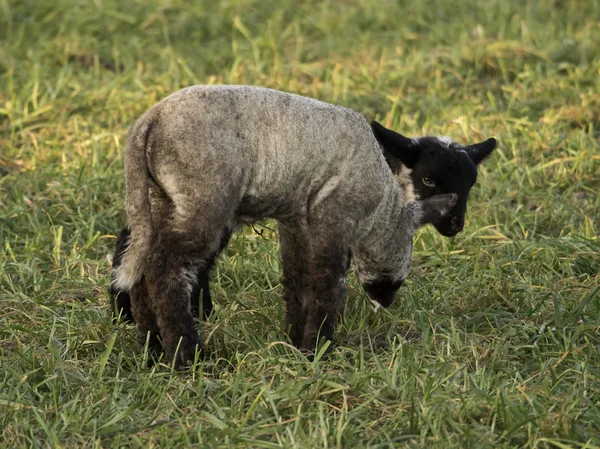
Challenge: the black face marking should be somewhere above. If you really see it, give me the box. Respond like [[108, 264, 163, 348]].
[[363, 278, 405, 308], [408, 141, 478, 237], [371, 122, 496, 238]]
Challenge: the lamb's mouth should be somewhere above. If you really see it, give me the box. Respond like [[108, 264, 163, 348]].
[[363, 278, 405, 308]]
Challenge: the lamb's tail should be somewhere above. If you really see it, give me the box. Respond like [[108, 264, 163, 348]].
[[112, 110, 157, 290]]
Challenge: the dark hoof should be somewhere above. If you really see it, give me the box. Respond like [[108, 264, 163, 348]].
[[167, 338, 202, 370]]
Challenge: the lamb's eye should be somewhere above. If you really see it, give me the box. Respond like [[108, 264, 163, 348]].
[[422, 176, 435, 188]]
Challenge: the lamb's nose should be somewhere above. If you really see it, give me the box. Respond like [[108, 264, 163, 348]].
[[450, 217, 464, 232]]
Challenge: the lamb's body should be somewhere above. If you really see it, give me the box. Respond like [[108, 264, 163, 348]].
[[138, 85, 395, 236], [116, 85, 455, 367]]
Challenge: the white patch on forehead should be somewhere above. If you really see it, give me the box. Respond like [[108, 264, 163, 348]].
[[412, 135, 456, 150], [394, 165, 418, 203], [434, 136, 454, 148]]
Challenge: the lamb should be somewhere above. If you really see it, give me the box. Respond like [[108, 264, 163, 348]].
[[113, 85, 494, 367], [110, 113, 496, 326]]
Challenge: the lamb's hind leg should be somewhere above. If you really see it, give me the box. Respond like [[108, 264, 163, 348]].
[[190, 227, 232, 321], [111, 225, 228, 323], [144, 226, 223, 369], [130, 277, 162, 354]]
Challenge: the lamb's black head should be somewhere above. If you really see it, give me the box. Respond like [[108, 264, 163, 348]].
[[371, 121, 496, 237]]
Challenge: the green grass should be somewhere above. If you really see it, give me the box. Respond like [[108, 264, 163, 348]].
[[1, 0, 599, 447]]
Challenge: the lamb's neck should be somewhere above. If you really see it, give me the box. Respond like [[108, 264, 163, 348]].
[[356, 185, 405, 256], [352, 185, 410, 284]]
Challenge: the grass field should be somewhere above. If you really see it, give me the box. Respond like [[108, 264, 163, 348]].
[[1, 0, 600, 447]]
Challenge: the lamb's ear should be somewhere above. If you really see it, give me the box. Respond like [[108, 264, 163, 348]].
[[371, 121, 420, 168], [410, 193, 458, 229], [466, 138, 497, 165]]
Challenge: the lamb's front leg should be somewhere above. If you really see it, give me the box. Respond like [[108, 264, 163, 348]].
[[301, 240, 349, 354], [279, 225, 309, 347]]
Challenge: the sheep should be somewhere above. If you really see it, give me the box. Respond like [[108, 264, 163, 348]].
[[113, 85, 493, 367], [110, 114, 496, 327]]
